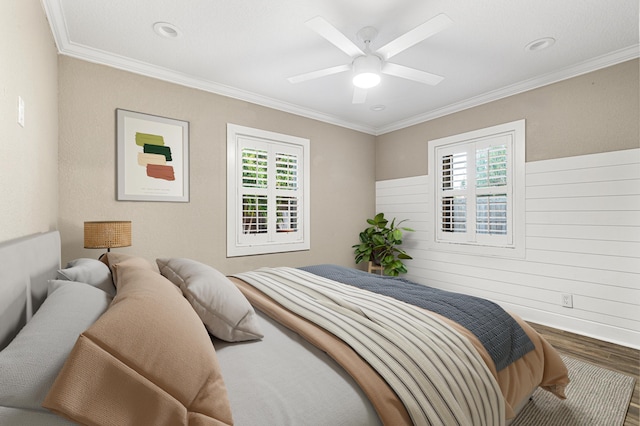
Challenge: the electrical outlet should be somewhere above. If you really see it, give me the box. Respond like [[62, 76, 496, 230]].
[[561, 294, 573, 308]]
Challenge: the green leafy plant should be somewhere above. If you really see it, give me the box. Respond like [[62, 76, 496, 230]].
[[353, 213, 414, 276]]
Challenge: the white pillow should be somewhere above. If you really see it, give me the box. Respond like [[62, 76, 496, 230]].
[[57, 258, 115, 296], [156, 258, 263, 342]]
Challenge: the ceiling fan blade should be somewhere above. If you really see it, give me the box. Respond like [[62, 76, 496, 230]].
[[376, 13, 453, 60], [306, 16, 364, 58], [382, 62, 444, 85], [288, 64, 350, 84], [352, 86, 368, 104]]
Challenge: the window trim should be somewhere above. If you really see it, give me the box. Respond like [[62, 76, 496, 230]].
[[428, 119, 525, 258], [227, 124, 310, 257]]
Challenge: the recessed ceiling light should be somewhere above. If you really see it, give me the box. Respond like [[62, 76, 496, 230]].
[[153, 22, 181, 38], [370, 105, 386, 111], [525, 37, 555, 52]]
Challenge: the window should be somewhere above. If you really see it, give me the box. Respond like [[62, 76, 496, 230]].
[[227, 124, 310, 256], [428, 120, 525, 257]]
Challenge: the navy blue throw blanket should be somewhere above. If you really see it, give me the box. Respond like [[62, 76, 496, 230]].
[[300, 264, 534, 371]]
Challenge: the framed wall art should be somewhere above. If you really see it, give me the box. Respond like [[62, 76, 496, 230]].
[[116, 109, 189, 202]]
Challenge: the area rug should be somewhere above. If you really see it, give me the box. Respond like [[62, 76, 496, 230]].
[[512, 355, 636, 426]]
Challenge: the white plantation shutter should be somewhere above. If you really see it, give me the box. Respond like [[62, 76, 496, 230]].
[[442, 152, 467, 191], [476, 194, 507, 235], [442, 196, 467, 233], [242, 148, 268, 189], [276, 196, 298, 232], [228, 124, 310, 256], [275, 152, 298, 189], [242, 195, 268, 234], [474, 137, 512, 245], [241, 148, 268, 235], [476, 144, 508, 188], [274, 152, 299, 233], [435, 129, 516, 247], [440, 151, 468, 238]]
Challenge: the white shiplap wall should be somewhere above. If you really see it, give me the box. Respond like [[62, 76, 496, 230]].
[[376, 148, 640, 349]]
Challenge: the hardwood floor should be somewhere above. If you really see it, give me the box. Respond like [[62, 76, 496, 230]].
[[528, 322, 639, 426]]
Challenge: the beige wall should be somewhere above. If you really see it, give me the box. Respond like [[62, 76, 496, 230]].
[[58, 57, 376, 272], [0, 0, 58, 243], [376, 59, 640, 181]]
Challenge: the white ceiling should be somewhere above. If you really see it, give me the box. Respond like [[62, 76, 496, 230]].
[[42, 0, 639, 135]]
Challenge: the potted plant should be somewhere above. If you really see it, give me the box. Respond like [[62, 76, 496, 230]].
[[353, 212, 414, 276]]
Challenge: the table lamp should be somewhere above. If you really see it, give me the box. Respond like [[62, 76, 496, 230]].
[[84, 221, 132, 256]]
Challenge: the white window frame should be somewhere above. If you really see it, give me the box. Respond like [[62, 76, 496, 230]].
[[227, 124, 310, 257], [428, 119, 525, 258]]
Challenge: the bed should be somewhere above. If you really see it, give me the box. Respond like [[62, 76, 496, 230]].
[[0, 231, 569, 425]]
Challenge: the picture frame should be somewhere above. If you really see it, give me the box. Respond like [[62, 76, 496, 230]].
[[116, 109, 189, 202]]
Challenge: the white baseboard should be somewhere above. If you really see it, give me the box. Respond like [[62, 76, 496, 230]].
[[501, 302, 640, 350]]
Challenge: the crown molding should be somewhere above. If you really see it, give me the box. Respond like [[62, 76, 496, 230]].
[[376, 45, 640, 135], [59, 42, 638, 137], [61, 42, 378, 135], [41, 0, 637, 137]]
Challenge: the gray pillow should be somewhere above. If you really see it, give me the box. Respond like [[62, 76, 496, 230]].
[[0, 406, 75, 425], [0, 281, 111, 411], [157, 258, 263, 342], [57, 258, 115, 296]]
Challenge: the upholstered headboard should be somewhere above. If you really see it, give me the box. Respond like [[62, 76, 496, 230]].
[[0, 231, 61, 349]]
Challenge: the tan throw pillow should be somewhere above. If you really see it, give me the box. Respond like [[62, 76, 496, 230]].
[[43, 257, 233, 425], [157, 258, 263, 342], [103, 252, 159, 284]]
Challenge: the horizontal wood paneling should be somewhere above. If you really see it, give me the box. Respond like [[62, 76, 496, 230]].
[[526, 224, 640, 242], [526, 179, 640, 199], [527, 210, 640, 226], [526, 163, 639, 186], [407, 244, 640, 288], [526, 236, 640, 259], [376, 148, 640, 349], [527, 195, 640, 211]]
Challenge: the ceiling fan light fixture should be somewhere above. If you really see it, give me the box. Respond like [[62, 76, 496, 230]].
[[352, 55, 382, 89], [353, 72, 381, 89]]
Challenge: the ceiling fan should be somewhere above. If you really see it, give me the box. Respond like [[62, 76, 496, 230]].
[[288, 14, 453, 104]]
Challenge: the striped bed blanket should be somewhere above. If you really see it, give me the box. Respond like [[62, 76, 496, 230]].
[[234, 267, 505, 426], [300, 264, 534, 371]]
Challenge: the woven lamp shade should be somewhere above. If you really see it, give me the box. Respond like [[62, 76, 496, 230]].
[[84, 221, 132, 251]]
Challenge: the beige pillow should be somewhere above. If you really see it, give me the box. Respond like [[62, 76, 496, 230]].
[[103, 253, 158, 285], [43, 257, 233, 425], [157, 258, 263, 342]]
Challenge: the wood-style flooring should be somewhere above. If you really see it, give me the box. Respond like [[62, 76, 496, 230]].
[[528, 322, 639, 426]]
